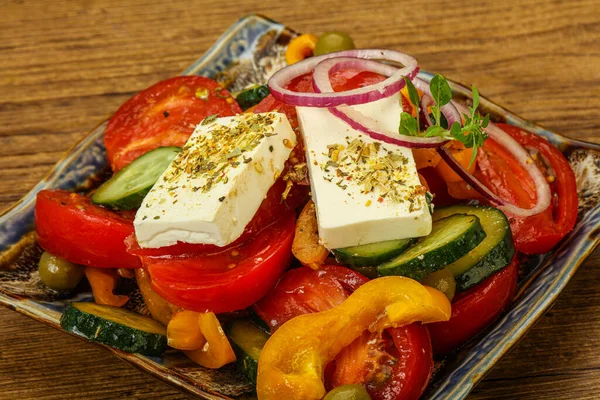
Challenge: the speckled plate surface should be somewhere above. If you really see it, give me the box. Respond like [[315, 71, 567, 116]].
[[1, 14, 599, 400]]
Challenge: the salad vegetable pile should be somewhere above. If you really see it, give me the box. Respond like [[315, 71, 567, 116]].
[[33, 30, 578, 400]]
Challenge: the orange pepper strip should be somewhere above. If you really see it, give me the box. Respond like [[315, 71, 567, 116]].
[[84, 267, 129, 308], [435, 142, 476, 183], [447, 180, 486, 201], [244, 105, 258, 114], [184, 312, 236, 369], [285, 34, 318, 65], [256, 277, 451, 400], [167, 310, 207, 351], [412, 148, 441, 170], [292, 200, 330, 270], [135, 268, 175, 325]]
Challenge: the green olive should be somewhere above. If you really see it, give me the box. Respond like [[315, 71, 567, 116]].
[[38, 251, 85, 291], [314, 31, 356, 56], [421, 267, 456, 302], [323, 384, 371, 400]]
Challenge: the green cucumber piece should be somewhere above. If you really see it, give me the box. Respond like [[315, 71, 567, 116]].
[[227, 319, 270, 384], [235, 84, 270, 110], [92, 146, 180, 210], [60, 302, 167, 356], [421, 267, 456, 302], [333, 238, 417, 268], [433, 205, 515, 292], [377, 214, 486, 281], [247, 309, 272, 334]]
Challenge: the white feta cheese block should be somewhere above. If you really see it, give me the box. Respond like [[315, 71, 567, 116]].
[[134, 112, 296, 248], [297, 92, 432, 249]]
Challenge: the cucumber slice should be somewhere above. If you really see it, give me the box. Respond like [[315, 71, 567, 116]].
[[333, 238, 417, 268], [227, 319, 270, 384], [92, 146, 180, 210], [60, 302, 168, 356], [235, 84, 270, 110], [377, 214, 486, 281], [433, 205, 515, 292], [247, 309, 272, 334]]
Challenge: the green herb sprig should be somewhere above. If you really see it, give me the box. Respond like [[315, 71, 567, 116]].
[[399, 74, 490, 167]]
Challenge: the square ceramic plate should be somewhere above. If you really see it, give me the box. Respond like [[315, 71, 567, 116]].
[[1, 14, 600, 400]]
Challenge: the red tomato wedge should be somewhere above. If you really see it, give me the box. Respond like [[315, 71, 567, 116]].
[[497, 124, 578, 254], [428, 256, 519, 355], [253, 265, 434, 400], [445, 124, 577, 254], [328, 325, 433, 400], [126, 178, 308, 259], [35, 190, 141, 269], [105, 76, 242, 171], [145, 212, 296, 314], [253, 265, 368, 332]]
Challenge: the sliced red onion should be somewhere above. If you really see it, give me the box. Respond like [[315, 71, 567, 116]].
[[441, 103, 552, 217], [329, 106, 448, 148], [311, 57, 447, 148], [413, 78, 461, 128], [438, 146, 505, 205], [420, 94, 436, 128], [268, 49, 419, 107]]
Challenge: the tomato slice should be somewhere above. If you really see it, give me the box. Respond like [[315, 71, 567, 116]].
[[328, 325, 433, 400], [445, 124, 577, 254], [145, 212, 296, 314], [476, 137, 537, 208], [104, 76, 242, 171], [253, 265, 369, 332], [496, 124, 578, 254], [253, 265, 433, 399], [35, 190, 141, 269], [427, 256, 519, 355]]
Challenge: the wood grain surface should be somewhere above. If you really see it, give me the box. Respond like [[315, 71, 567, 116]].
[[1, 0, 599, 399]]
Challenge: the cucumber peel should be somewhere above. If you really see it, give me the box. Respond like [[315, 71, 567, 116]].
[[333, 238, 416, 268], [433, 205, 515, 292], [60, 302, 167, 356], [227, 319, 270, 384], [377, 214, 486, 281], [92, 146, 180, 210]]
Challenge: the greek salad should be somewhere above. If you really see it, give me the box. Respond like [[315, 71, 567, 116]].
[[32, 31, 578, 400]]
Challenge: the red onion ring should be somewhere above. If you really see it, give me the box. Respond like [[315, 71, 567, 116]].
[[310, 57, 448, 148], [441, 103, 552, 217], [268, 49, 419, 107], [420, 94, 436, 128], [327, 106, 448, 148], [413, 78, 462, 128]]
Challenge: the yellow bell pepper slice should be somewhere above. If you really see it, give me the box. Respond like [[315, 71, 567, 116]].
[[256, 276, 451, 400], [292, 200, 329, 270], [135, 268, 175, 325], [167, 310, 206, 351], [85, 267, 129, 308], [184, 312, 236, 369]]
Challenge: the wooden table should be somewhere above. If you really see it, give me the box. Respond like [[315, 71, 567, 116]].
[[1, 0, 599, 398]]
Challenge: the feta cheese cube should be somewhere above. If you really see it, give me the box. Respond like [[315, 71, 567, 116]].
[[134, 112, 296, 248], [297, 93, 432, 249]]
